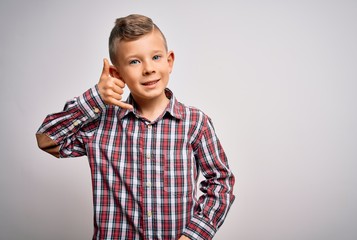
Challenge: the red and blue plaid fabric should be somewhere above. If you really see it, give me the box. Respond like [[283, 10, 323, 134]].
[[37, 86, 235, 240]]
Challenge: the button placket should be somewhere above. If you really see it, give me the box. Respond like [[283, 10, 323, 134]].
[[143, 121, 155, 229]]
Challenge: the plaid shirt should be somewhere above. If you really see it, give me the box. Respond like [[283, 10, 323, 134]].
[[36, 86, 235, 240]]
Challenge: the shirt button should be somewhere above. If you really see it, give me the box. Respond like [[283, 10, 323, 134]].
[[94, 107, 100, 113], [73, 120, 81, 126], [146, 182, 152, 187], [146, 155, 151, 161], [147, 211, 152, 217], [147, 124, 152, 129]]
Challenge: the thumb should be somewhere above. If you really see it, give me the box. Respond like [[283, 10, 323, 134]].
[[101, 58, 110, 77]]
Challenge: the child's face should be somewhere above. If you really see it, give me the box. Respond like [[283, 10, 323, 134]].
[[111, 29, 174, 103]]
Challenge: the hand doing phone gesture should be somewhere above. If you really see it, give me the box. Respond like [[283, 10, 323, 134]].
[[97, 58, 133, 110]]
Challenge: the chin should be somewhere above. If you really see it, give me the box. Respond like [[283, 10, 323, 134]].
[[143, 88, 166, 99]]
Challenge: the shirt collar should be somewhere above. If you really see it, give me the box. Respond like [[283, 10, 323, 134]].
[[117, 88, 183, 120]]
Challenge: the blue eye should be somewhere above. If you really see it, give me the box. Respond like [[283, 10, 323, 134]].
[[153, 55, 161, 60], [129, 59, 140, 65]]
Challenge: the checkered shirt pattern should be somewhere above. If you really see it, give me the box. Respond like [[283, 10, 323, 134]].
[[37, 86, 235, 240]]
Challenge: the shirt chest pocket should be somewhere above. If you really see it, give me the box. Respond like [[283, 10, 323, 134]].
[[163, 151, 193, 197]]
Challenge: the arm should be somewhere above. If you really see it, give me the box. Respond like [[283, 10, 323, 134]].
[[36, 58, 132, 158], [36, 85, 106, 158], [182, 117, 236, 240]]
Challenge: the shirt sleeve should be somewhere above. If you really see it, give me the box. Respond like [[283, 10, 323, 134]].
[[183, 116, 236, 240], [36, 85, 106, 158]]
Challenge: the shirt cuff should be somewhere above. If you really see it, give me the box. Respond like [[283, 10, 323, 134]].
[[182, 215, 216, 240], [77, 85, 106, 119]]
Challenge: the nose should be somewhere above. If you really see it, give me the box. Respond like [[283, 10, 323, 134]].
[[143, 61, 155, 75]]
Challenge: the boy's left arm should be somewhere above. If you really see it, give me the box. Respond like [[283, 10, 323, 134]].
[[182, 117, 236, 240]]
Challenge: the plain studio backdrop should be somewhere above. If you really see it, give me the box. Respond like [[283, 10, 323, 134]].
[[1, 0, 356, 239]]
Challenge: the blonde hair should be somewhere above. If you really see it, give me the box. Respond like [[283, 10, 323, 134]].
[[109, 14, 167, 65]]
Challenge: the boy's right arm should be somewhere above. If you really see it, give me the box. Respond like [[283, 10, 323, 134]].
[[36, 85, 106, 158], [36, 58, 132, 158]]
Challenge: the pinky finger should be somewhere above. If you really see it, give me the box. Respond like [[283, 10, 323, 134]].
[[112, 99, 134, 110]]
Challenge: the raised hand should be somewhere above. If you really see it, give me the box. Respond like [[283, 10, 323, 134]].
[[97, 58, 133, 110]]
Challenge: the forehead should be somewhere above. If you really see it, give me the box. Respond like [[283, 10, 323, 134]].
[[116, 29, 166, 59]]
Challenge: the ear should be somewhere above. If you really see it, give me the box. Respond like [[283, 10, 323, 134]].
[[109, 64, 123, 81], [167, 51, 175, 74]]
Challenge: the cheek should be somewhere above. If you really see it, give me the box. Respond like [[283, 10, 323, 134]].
[[165, 62, 173, 73], [121, 68, 141, 81]]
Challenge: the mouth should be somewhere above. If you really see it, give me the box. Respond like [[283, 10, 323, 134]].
[[142, 79, 160, 86]]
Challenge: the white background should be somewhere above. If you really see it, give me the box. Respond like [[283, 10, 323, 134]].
[[1, 0, 356, 239]]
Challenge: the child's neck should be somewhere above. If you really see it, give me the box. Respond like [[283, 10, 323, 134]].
[[134, 94, 170, 122]]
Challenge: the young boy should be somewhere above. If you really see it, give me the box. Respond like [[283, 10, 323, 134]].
[[36, 14, 235, 240]]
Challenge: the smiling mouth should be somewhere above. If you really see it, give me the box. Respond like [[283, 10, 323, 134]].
[[142, 79, 160, 86]]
